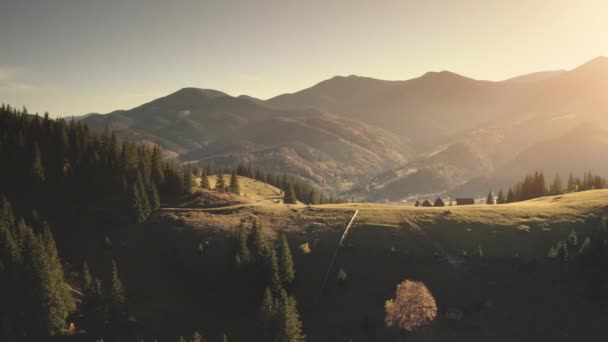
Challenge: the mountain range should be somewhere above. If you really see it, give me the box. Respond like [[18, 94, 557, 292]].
[[83, 57, 608, 200]]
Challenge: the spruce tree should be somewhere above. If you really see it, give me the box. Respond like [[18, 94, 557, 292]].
[[236, 225, 251, 266], [136, 172, 151, 218], [130, 183, 148, 223], [275, 290, 305, 342], [110, 260, 127, 321], [506, 188, 515, 203], [30, 143, 46, 185], [82, 262, 95, 298], [216, 170, 226, 192], [33, 226, 76, 335], [486, 191, 494, 205], [229, 170, 240, 195], [260, 287, 277, 339], [284, 183, 297, 204], [249, 221, 270, 265], [148, 182, 161, 211], [200, 169, 210, 189], [279, 234, 295, 287], [268, 246, 282, 295], [151, 145, 165, 187], [550, 174, 564, 196], [496, 189, 505, 204], [183, 165, 193, 194]]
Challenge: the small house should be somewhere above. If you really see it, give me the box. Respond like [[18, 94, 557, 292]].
[[434, 197, 445, 207], [456, 198, 475, 206], [421, 200, 433, 207]]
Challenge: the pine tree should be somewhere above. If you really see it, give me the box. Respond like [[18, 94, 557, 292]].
[[496, 189, 505, 204], [236, 225, 251, 266], [249, 220, 268, 260], [110, 260, 127, 321], [284, 183, 297, 204], [268, 247, 282, 295], [148, 182, 161, 211], [229, 170, 240, 195], [279, 234, 295, 287], [216, 170, 226, 192], [33, 226, 76, 335], [136, 172, 151, 217], [183, 165, 193, 194], [82, 262, 95, 298], [579, 236, 591, 254], [275, 290, 305, 342], [550, 174, 564, 196], [567, 172, 575, 192], [130, 183, 148, 223], [506, 188, 515, 203], [30, 143, 46, 185], [486, 191, 494, 205], [200, 169, 210, 189], [151, 145, 165, 187], [260, 287, 277, 339], [568, 229, 578, 246]]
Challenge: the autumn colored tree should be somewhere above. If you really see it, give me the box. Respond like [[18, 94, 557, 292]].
[[385, 280, 437, 332]]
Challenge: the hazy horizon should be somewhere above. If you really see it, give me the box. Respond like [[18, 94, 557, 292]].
[[2, 0, 608, 116]]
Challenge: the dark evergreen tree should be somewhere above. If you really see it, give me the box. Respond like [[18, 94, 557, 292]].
[[279, 234, 295, 287], [284, 183, 297, 204], [549, 174, 564, 196], [496, 189, 505, 204], [486, 191, 494, 205], [30, 143, 46, 185], [183, 165, 193, 194], [229, 170, 240, 195], [275, 290, 305, 342], [32, 226, 76, 335], [200, 169, 210, 189], [216, 170, 226, 192], [109, 260, 127, 322]]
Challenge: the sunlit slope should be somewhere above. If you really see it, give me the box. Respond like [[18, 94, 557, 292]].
[[204, 175, 283, 204], [323, 189, 608, 227]]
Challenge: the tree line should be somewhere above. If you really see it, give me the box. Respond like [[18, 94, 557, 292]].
[[189, 161, 346, 205], [488, 171, 607, 204], [0, 104, 188, 224]]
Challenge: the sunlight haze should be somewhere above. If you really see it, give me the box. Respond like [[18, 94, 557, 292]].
[[1, 0, 607, 115]]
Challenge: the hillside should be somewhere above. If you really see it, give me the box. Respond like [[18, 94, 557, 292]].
[[453, 123, 608, 196], [84, 88, 411, 188], [68, 189, 608, 341]]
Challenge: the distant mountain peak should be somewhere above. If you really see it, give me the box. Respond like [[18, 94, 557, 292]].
[[572, 56, 608, 73], [419, 70, 473, 82], [170, 87, 229, 99]]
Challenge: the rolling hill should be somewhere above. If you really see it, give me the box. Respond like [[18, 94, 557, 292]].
[[70, 188, 608, 341], [84, 88, 411, 188]]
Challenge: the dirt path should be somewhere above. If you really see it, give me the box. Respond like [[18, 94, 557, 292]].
[[400, 212, 460, 267], [320, 209, 359, 292]]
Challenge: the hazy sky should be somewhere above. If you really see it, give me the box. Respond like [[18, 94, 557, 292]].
[[1, 0, 607, 116]]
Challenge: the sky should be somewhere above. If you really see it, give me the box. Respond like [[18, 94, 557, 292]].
[[1, 0, 607, 116]]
